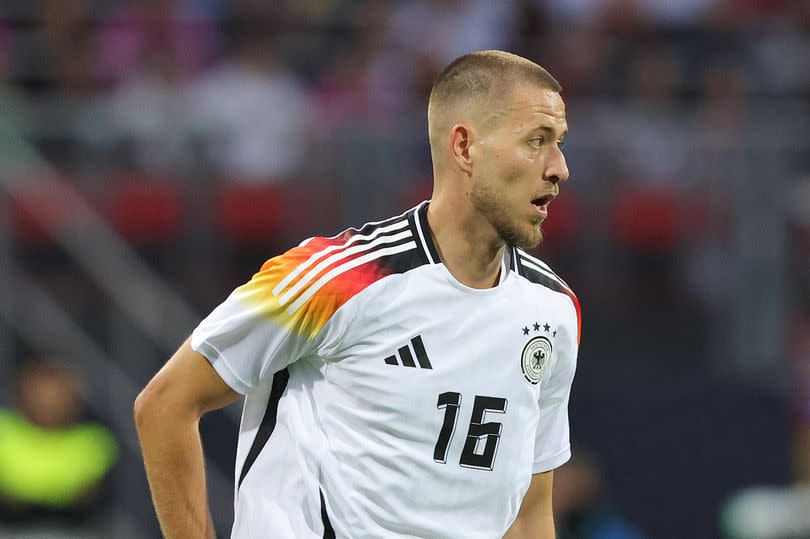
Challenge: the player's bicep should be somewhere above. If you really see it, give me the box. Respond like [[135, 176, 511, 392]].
[[137, 338, 240, 420], [523, 471, 554, 516], [504, 472, 554, 538]]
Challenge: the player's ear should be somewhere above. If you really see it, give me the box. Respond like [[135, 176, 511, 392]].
[[449, 123, 474, 176]]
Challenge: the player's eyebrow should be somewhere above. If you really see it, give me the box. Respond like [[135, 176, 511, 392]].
[[529, 125, 568, 140]]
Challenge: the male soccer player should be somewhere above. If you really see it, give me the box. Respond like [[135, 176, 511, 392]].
[[135, 50, 580, 538]]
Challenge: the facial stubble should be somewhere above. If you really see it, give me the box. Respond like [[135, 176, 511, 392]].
[[470, 180, 544, 251]]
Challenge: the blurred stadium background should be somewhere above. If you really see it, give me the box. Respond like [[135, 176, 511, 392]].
[[0, 0, 807, 538]]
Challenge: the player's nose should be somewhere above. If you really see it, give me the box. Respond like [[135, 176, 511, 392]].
[[543, 145, 569, 185]]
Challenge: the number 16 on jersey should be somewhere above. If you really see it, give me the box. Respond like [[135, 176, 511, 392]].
[[433, 392, 508, 471]]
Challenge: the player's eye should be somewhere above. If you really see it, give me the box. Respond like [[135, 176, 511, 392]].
[[529, 137, 544, 148], [557, 139, 566, 149]]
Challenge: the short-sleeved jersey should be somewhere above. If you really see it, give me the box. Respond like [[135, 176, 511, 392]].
[[191, 201, 581, 539]]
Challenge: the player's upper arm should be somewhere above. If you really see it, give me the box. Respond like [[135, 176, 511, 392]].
[[135, 338, 240, 423], [522, 471, 554, 516], [504, 471, 555, 538]]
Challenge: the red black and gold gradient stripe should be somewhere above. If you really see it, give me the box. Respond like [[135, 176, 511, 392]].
[[234, 236, 393, 339]]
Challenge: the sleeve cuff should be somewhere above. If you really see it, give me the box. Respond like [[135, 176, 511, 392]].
[[191, 338, 251, 395], [532, 444, 571, 474]]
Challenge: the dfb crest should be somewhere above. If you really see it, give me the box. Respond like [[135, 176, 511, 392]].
[[521, 336, 552, 385]]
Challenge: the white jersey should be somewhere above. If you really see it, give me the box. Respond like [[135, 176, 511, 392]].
[[191, 201, 581, 539]]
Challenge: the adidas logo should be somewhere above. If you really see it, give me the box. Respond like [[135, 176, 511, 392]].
[[384, 335, 432, 369]]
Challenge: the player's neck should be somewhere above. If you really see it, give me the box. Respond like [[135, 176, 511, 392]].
[[426, 198, 506, 289]]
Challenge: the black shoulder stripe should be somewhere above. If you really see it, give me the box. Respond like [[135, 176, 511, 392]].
[[350, 213, 409, 238], [522, 254, 568, 287], [320, 205, 430, 275], [326, 210, 410, 244], [373, 235, 426, 274], [516, 250, 582, 345], [351, 202, 440, 276], [515, 256, 570, 295]]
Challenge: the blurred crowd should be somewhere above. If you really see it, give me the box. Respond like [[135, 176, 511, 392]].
[[0, 0, 808, 538], [0, 0, 805, 305]]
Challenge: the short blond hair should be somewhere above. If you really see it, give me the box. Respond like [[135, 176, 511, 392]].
[[427, 51, 562, 163]]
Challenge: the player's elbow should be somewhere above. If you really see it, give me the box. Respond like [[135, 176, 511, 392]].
[[134, 377, 177, 432], [133, 383, 159, 432], [134, 372, 204, 434]]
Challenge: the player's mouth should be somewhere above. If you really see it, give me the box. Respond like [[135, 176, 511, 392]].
[[531, 194, 555, 217]]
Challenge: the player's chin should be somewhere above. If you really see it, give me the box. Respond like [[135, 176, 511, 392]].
[[509, 223, 544, 251], [524, 230, 544, 250]]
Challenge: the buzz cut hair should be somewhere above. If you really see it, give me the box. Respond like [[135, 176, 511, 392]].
[[427, 50, 562, 161]]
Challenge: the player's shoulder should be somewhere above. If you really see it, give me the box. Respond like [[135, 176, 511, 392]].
[[513, 248, 581, 342], [513, 248, 573, 294], [246, 204, 432, 325], [278, 202, 431, 278]]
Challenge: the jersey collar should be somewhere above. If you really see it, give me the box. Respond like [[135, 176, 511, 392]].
[[412, 200, 518, 278], [412, 201, 442, 264]]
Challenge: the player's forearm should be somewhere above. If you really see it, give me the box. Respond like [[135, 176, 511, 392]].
[[134, 397, 215, 539]]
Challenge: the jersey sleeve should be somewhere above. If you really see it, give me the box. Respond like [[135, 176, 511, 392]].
[[532, 296, 580, 474], [191, 236, 392, 394]]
